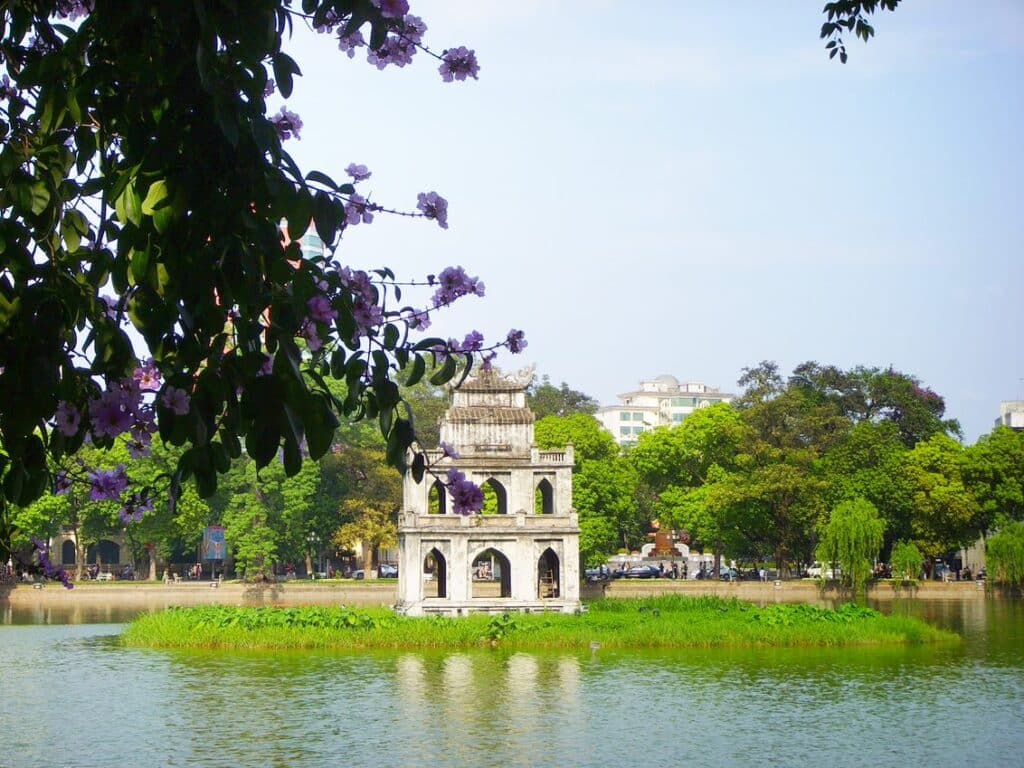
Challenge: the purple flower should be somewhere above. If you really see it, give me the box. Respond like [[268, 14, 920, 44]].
[[402, 15, 427, 44], [303, 322, 324, 352], [345, 163, 372, 182], [132, 358, 161, 391], [337, 29, 366, 58], [88, 465, 128, 502], [0, 75, 18, 102], [505, 329, 527, 354], [481, 352, 497, 371], [439, 442, 461, 460], [90, 389, 134, 438], [263, 78, 276, 97], [271, 107, 303, 141], [100, 296, 120, 320], [458, 331, 484, 352], [406, 310, 431, 331], [55, 470, 73, 495], [344, 193, 375, 226], [32, 537, 73, 589], [367, 31, 417, 69], [313, 9, 341, 33], [353, 298, 384, 337], [372, 0, 409, 19], [431, 266, 484, 308], [307, 295, 337, 323], [161, 386, 191, 416], [119, 493, 154, 524], [258, 355, 274, 377], [416, 191, 449, 229], [446, 468, 484, 515], [54, 401, 81, 437], [439, 46, 480, 83], [54, 0, 93, 21]]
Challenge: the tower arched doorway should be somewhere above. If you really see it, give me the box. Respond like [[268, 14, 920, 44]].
[[538, 548, 560, 599], [423, 548, 447, 598], [471, 548, 511, 598]]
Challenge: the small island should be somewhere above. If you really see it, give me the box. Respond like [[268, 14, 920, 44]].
[[121, 596, 957, 651]]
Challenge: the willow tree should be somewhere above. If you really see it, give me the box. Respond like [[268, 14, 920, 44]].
[[816, 497, 885, 594], [986, 523, 1024, 591]]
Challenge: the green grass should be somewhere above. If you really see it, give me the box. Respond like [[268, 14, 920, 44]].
[[120, 595, 958, 651]]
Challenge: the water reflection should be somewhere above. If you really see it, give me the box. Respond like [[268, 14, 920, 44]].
[[1, 599, 1022, 767]]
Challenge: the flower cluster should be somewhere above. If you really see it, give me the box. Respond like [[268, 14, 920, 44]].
[[31, 538, 73, 589], [88, 465, 128, 502], [53, 360, 186, 465], [439, 47, 480, 82], [271, 107, 303, 141], [416, 191, 448, 229], [119, 492, 154, 524], [337, 29, 366, 59], [372, 0, 410, 20], [431, 266, 484, 308], [446, 468, 484, 515], [345, 163, 372, 182], [54, 0, 93, 21], [344, 193, 376, 226], [367, 14, 426, 70], [505, 329, 527, 354]]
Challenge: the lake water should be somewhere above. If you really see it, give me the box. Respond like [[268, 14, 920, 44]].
[[1, 599, 1022, 768]]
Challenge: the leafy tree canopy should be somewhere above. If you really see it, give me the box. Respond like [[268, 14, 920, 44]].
[[0, 1, 519, 567], [527, 375, 599, 420]]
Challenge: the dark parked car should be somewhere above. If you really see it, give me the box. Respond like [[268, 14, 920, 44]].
[[585, 567, 611, 583], [624, 565, 661, 579]]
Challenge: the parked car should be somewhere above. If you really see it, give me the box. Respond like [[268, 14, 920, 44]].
[[719, 567, 739, 581], [624, 565, 661, 579], [805, 562, 840, 579], [378, 563, 398, 578], [585, 567, 611, 583]]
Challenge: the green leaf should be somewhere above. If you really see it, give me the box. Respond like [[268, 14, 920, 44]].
[[312, 190, 338, 244], [246, 421, 280, 469], [405, 354, 426, 387], [141, 179, 169, 214], [411, 451, 426, 483], [116, 180, 142, 227], [305, 170, 339, 190], [429, 354, 457, 386], [330, 348, 346, 379], [272, 52, 301, 98], [386, 417, 415, 471]]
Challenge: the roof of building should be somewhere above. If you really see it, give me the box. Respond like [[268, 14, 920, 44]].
[[443, 407, 535, 425]]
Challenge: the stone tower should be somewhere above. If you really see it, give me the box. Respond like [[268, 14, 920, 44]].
[[396, 366, 580, 616]]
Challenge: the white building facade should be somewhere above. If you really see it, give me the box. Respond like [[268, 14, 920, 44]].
[[995, 401, 1024, 431], [396, 367, 581, 616], [596, 374, 735, 445]]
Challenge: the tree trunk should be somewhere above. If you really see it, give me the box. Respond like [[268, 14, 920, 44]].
[[363, 542, 377, 579]]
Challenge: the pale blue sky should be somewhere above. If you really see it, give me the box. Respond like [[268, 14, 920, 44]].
[[278, 1, 1023, 443]]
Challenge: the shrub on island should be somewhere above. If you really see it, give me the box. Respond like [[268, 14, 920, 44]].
[[121, 596, 957, 651]]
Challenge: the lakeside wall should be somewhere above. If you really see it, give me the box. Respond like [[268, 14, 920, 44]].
[[1, 578, 988, 611]]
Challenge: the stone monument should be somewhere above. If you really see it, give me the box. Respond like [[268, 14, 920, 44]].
[[396, 366, 581, 616]]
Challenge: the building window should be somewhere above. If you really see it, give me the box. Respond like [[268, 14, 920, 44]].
[[633, 412, 644, 420], [632, 426, 645, 435], [620, 427, 631, 436], [672, 413, 684, 422], [620, 412, 631, 421]]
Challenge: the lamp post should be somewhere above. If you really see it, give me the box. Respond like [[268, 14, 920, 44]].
[[307, 532, 321, 579]]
